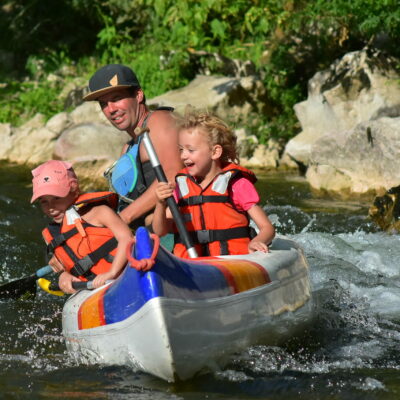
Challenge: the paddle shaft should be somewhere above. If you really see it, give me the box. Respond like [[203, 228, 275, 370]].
[[0, 265, 54, 299], [137, 127, 198, 258], [48, 280, 93, 292]]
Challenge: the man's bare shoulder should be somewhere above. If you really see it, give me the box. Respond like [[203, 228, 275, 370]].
[[147, 109, 177, 133]]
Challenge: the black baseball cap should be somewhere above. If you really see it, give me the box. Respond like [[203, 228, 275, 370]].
[[83, 64, 141, 101]]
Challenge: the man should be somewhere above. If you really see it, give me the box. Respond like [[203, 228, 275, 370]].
[[83, 64, 182, 230]]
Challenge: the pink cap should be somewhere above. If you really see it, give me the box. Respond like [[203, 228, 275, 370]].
[[31, 160, 77, 203]]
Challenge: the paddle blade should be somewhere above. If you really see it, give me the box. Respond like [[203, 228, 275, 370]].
[[0, 274, 37, 299]]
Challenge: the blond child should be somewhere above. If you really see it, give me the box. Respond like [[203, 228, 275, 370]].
[[31, 160, 133, 293], [152, 110, 275, 258]]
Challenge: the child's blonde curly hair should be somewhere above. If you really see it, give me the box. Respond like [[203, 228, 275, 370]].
[[175, 107, 239, 164]]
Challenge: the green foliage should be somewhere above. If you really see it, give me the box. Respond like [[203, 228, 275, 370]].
[[0, 81, 62, 126], [1, 0, 400, 140]]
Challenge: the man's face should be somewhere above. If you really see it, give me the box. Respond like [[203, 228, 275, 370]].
[[98, 88, 142, 132]]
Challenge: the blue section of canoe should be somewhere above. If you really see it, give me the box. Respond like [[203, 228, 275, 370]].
[[103, 227, 231, 324]]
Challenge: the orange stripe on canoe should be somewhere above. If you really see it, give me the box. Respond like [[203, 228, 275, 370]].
[[205, 259, 270, 294], [78, 286, 108, 330]]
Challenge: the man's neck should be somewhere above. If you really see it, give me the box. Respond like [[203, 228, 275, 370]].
[[127, 104, 149, 138]]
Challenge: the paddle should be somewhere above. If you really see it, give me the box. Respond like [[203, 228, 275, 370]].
[[134, 127, 198, 258], [0, 265, 53, 299], [39, 279, 108, 296]]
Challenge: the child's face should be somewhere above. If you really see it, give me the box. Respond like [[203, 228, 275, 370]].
[[38, 191, 76, 223], [179, 128, 216, 179]]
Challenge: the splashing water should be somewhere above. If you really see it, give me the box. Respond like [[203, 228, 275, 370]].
[[1, 164, 400, 399]]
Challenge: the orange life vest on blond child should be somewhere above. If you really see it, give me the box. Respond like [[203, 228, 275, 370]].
[[42, 192, 119, 281], [174, 163, 257, 258]]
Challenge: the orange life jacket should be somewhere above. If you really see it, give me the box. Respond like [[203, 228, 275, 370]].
[[42, 191, 119, 281], [173, 163, 257, 258]]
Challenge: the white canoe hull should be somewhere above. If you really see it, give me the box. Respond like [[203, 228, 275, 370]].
[[62, 232, 313, 382]]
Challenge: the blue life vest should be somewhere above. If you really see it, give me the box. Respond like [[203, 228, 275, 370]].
[[105, 107, 174, 227], [111, 137, 140, 197]]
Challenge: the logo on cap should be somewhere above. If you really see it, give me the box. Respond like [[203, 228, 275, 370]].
[[109, 74, 119, 87]]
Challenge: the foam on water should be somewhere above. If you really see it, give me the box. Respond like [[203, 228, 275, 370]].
[[1, 165, 399, 398]]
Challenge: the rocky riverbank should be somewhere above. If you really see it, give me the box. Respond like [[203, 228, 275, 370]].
[[1, 47, 400, 229]]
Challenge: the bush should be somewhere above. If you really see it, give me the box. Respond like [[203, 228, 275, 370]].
[[1, 0, 400, 139]]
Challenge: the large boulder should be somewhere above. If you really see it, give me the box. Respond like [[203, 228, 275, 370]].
[[285, 48, 400, 166], [53, 123, 129, 162], [148, 74, 268, 125], [53, 122, 130, 189], [2, 114, 60, 164], [306, 117, 400, 198]]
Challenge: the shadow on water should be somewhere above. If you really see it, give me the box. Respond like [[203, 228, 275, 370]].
[[1, 163, 400, 399]]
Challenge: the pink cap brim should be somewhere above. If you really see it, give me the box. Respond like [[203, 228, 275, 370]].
[[30, 184, 71, 203]]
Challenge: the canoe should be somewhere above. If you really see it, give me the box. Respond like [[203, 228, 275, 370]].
[[62, 227, 313, 382]]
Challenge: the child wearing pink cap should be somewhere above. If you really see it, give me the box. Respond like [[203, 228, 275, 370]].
[[31, 160, 133, 294]]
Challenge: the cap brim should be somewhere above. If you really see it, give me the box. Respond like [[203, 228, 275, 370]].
[[83, 85, 136, 101], [30, 185, 71, 203]]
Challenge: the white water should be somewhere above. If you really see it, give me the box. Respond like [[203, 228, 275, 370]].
[[1, 166, 400, 398]]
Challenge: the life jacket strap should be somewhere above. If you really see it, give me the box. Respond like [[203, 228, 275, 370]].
[[175, 226, 253, 245], [178, 195, 230, 206], [47, 227, 79, 253], [69, 237, 118, 278]]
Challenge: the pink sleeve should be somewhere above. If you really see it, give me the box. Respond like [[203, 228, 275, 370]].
[[173, 186, 180, 202], [230, 178, 260, 212]]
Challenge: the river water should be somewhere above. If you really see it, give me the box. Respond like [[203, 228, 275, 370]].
[[0, 161, 399, 399]]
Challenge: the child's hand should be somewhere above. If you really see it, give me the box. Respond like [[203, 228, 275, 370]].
[[49, 255, 65, 273], [92, 271, 115, 289], [58, 271, 81, 294], [248, 240, 269, 253], [155, 182, 175, 203]]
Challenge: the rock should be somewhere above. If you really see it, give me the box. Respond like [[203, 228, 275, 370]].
[[148, 74, 267, 124], [53, 123, 130, 164], [3, 113, 56, 165], [0, 123, 13, 159], [244, 139, 282, 169], [71, 159, 112, 192], [286, 48, 400, 165], [0, 72, 276, 181], [6, 126, 60, 164], [70, 101, 109, 125], [279, 152, 300, 171], [46, 112, 71, 133], [369, 186, 400, 232], [187, 50, 257, 77], [59, 77, 88, 109], [306, 164, 354, 198], [20, 113, 46, 131], [235, 128, 258, 159], [307, 117, 400, 197]]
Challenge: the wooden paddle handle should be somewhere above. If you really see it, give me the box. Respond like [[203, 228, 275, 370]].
[[134, 126, 150, 137]]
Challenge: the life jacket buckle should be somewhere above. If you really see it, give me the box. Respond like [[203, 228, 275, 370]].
[[197, 229, 211, 244], [72, 255, 94, 276]]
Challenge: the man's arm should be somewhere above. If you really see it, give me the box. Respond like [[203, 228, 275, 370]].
[[119, 110, 182, 225]]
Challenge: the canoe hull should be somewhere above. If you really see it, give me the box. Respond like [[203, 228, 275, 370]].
[[62, 232, 313, 382]]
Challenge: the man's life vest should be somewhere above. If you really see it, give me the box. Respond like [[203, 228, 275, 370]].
[[173, 164, 257, 258], [41, 192, 119, 281], [105, 107, 174, 229]]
